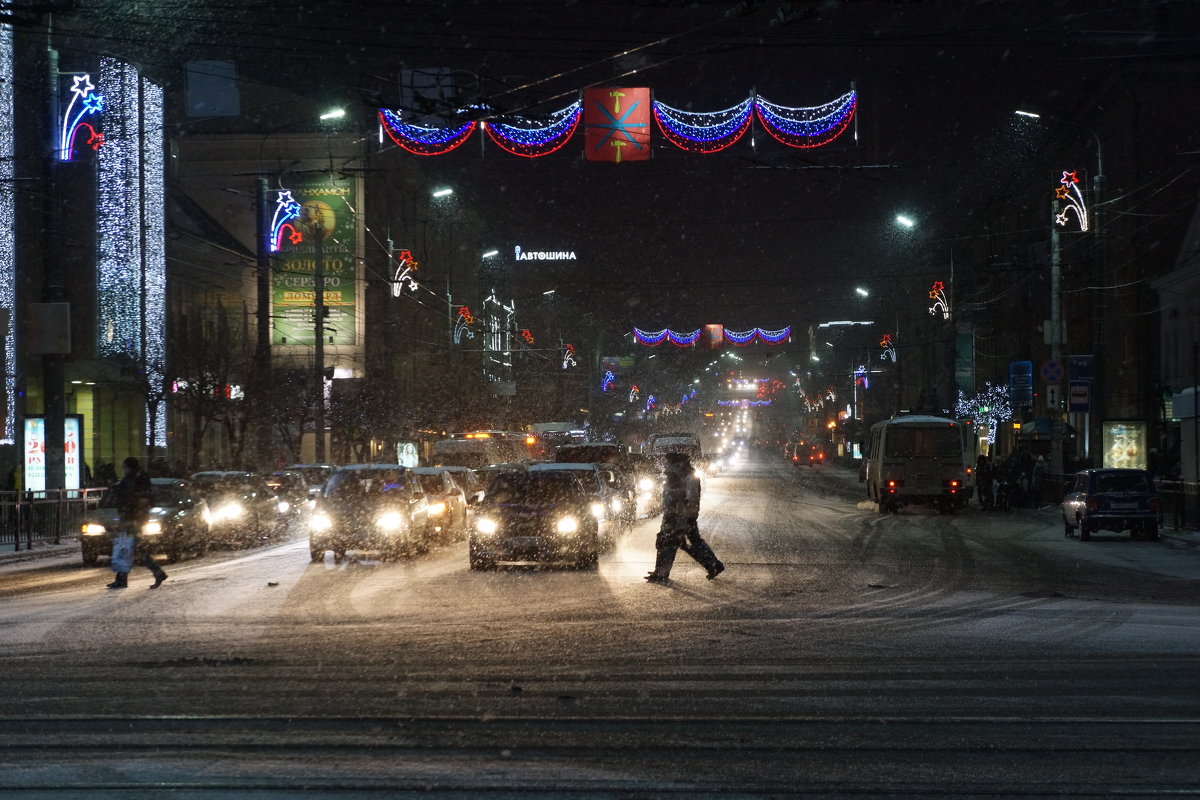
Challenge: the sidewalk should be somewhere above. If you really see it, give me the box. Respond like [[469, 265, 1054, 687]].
[[0, 538, 81, 567]]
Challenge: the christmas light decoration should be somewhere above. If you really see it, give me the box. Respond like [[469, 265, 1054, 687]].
[[633, 327, 670, 346], [601, 370, 616, 392], [928, 280, 950, 320], [96, 59, 166, 445], [0, 25, 13, 442], [390, 249, 419, 296], [645, 394, 656, 411], [667, 329, 700, 347], [269, 190, 302, 253], [562, 343, 576, 369], [639, 325, 790, 346], [754, 91, 856, 149], [652, 97, 752, 153], [1053, 169, 1089, 231], [482, 101, 582, 158], [453, 305, 475, 344], [854, 365, 869, 389], [629, 384, 640, 403], [59, 73, 105, 161], [717, 399, 772, 407], [378, 109, 476, 156], [879, 333, 896, 363], [956, 383, 1012, 445], [520, 329, 535, 345]]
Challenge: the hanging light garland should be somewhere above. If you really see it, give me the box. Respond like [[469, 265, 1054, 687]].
[[753, 91, 856, 149], [483, 101, 582, 158], [378, 89, 855, 157], [636, 325, 790, 346], [723, 326, 792, 345]]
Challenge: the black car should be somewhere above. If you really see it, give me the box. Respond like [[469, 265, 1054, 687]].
[[469, 470, 600, 571], [308, 464, 431, 562], [189, 471, 286, 548], [80, 478, 211, 566]]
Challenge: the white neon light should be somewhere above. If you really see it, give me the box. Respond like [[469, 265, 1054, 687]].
[[0, 25, 13, 442]]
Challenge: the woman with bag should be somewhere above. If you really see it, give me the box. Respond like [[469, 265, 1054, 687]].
[[106, 457, 168, 590]]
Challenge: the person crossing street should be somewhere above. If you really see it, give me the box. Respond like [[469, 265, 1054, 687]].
[[105, 457, 168, 590], [646, 452, 724, 583]]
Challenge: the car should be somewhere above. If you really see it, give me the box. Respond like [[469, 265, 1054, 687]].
[[264, 470, 309, 517], [474, 462, 529, 490], [80, 478, 211, 566], [437, 465, 486, 504], [468, 469, 601, 570], [189, 471, 286, 548], [284, 463, 337, 498], [1061, 468, 1163, 541], [528, 462, 624, 539], [412, 466, 471, 542], [618, 453, 661, 515], [308, 464, 431, 562]]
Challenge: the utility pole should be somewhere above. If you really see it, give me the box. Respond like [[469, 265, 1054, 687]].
[[1049, 201, 1064, 476], [41, 31, 65, 492], [253, 178, 273, 469], [313, 218, 326, 463]]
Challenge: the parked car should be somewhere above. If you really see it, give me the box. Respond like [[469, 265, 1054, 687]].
[[412, 466, 471, 542], [1061, 468, 1162, 541], [80, 478, 211, 566], [469, 469, 601, 570], [284, 463, 337, 499], [308, 464, 430, 562], [189, 471, 286, 548], [528, 462, 622, 541]]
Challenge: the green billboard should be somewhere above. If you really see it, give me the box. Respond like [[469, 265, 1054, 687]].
[[272, 175, 357, 346]]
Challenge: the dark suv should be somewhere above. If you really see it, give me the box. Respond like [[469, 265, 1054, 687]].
[[469, 470, 600, 571], [1061, 468, 1162, 541], [308, 464, 431, 562]]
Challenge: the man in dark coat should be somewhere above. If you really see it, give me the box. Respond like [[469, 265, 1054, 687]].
[[646, 453, 689, 583], [679, 455, 724, 579], [106, 457, 168, 589]]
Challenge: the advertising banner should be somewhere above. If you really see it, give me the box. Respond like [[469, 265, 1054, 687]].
[[272, 175, 357, 346], [23, 415, 83, 493], [1101, 420, 1146, 470], [584, 87, 651, 163]]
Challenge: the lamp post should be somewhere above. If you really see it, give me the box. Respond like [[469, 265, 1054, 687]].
[[1016, 110, 1105, 465]]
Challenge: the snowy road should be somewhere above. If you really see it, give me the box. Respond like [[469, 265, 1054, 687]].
[[2, 450, 1198, 797]]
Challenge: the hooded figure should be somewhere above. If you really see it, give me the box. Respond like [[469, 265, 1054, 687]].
[[647, 453, 724, 583]]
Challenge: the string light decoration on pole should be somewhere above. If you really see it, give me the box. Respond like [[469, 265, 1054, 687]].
[[58, 74, 104, 161], [390, 249, 419, 296], [928, 281, 950, 320], [629, 384, 640, 403], [0, 26, 13, 442], [601, 370, 616, 393], [561, 344, 576, 370], [1053, 170, 1089, 231], [879, 333, 896, 362], [453, 306, 475, 345]]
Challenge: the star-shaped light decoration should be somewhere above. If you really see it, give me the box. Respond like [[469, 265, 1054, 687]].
[[1060, 170, 1079, 185], [82, 93, 104, 114], [1054, 185, 1071, 199], [70, 74, 94, 97], [87, 131, 104, 150], [288, 229, 303, 244], [275, 190, 301, 218]]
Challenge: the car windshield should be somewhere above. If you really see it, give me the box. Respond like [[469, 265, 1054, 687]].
[[99, 485, 187, 508], [324, 470, 408, 497], [1094, 472, 1153, 494], [485, 473, 581, 505], [416, 474, 444, 494]]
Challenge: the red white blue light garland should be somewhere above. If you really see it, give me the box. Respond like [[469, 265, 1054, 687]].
[[270, 190, 303, 252], [635, 326, 791, 346], [378, 90, 855, 157]]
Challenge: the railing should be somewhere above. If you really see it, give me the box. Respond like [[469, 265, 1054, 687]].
[[0, 488, 106, 551]]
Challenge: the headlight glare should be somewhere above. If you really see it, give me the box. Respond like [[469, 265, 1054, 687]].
[[376, 511, 405, 531], [142, 520, 163, 535], [610, 497, 622, 513], [555, 516, 579, 535], [82, 523, 106, 536], [428, 501, 446, 516], [309, 513, 333, 532], [638, 477, 654, 491], [476, 517, 499, 535], [216, 502, 244, 521], [590, 501, 605, 519], [277, 500, 291, 514]]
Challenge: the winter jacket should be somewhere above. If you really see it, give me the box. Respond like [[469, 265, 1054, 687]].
[[683, 470, 701, 520]]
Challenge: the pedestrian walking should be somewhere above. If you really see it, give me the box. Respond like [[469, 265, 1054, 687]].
[[678, 455, 724, 580], [645, 453, 689, 584], [106, 457, 168, 590]]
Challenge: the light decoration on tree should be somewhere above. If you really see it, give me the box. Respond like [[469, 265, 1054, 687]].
[[96, 59, 166, 445], [562, 343, 576, 370], [601, 370, 616, 392], [928, 281, 950, 320], [482, 101, 582, 158], [453, 305, 475, 344], [378, 89, 856, 157], [269, 190, 303, 253], [1053, 169, 1089, 231], [378, 109, 476, 155], [390, 249, 419, 296], [754, 91, 857, 149], [58, 73, 105, 161], [956, 383, 1012, 445], [0, 25, 13, 443], [652, 97, 753, 153], [879, 333, 896, 363], [724, 326, 792, 345]]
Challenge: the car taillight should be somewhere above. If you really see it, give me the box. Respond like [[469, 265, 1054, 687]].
[[944, 479, 960, 488], [1086, 498, 1099, 512]]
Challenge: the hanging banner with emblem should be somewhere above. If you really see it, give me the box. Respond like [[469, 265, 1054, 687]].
[[584, 87, 651, 163]]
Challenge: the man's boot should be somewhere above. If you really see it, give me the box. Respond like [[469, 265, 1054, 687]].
[[106, 572, 128, 589], [646, 546, 677, 583]]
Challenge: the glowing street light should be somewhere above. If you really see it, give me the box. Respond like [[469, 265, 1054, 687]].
[[895, 214, 915, 229], [481, 249, 499, 258], [855, 287, 869, 298], [319, 108, 346, 121], [1013, 109, 1041, 118], [431, 187, 454, 198]]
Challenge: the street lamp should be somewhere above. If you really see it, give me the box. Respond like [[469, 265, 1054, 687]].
[[895, 214, 916, 229], [855, 287, 869, 298], [481, 249, 499, 258], [319, 107, 345, 121], [431, 187, 454, 198]]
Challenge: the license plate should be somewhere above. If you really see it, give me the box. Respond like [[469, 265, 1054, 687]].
[[1110, 503, 1137, 510]]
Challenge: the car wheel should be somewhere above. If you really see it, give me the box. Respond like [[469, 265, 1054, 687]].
[[469, 553, 495, 571], [332, 549, 346, 563], [1063, 519, 1074, 538], [310, 546, 325, 563]]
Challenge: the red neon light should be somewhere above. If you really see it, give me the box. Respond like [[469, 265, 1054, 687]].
[[481, 115, 581, 159], [378, 111, 476, 156]]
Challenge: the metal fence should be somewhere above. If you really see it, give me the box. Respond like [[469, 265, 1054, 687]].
[[0, 489, 106, 551]]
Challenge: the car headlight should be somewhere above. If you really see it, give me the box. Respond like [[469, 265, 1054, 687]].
[[376, 511, 405, 531], [277, 500, 291, 514], [638, 477, 655, 492], [428, 501, 446, 516], [142, 520, 163, 535], [476, 517, 499, 535], [610, 497, 623, 513], [215, 502, 244, 522], [309, 513, 333, 532], [555, 516, 579, 535], [81, 523, 106, 536], [591, 501, 606, 519]]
